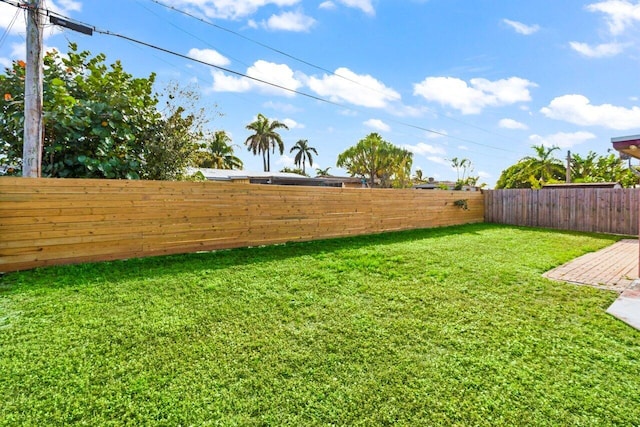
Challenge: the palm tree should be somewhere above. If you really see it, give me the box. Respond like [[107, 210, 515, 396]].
[[315, 167, 332, 176], [289, 139, 318, 175], [244, 114, 289, 172], [449, 157, 471, 182], [194, 131, 243, 170], [570, 151, 598, 182], [413, 168, 426, 184], [523, 144, 564, 185]]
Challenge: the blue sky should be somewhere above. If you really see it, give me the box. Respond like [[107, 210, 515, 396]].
[[2, 0, 640, 186]]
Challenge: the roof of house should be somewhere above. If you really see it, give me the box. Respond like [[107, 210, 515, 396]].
[[611, 135, 640, 159], [314, 175, 364, 184], [188, 168, 344, 187], [188, 168, 308, 181]]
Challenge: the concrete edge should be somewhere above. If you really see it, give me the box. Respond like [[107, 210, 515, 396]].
[[606, 279, 640, 331]]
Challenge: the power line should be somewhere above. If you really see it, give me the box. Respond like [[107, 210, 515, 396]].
[[147, 0, 519, 145], [0, 7, 20, 49], [148, 0, 363, 87], [97, 29, 517, 153], [0, 0, 518, 155], [134, 0, 254, 71]]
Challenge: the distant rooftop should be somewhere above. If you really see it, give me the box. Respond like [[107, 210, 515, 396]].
[[188, 168, 308, 181], [611, 135, 640, 160]]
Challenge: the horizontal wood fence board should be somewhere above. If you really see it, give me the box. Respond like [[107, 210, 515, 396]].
[[0, 240, 144, 265], [485, 188, 639, 236], [0, 178, 483, 272], [0, 230, 145, 250]]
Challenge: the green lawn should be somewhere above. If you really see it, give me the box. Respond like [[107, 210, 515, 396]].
[[1, 223, 639, 426]]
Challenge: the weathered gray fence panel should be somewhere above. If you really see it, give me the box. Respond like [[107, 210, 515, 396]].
[[485, 188, 639, 236]]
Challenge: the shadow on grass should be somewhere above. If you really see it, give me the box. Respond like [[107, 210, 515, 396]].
[[0, 222, 622, 292]]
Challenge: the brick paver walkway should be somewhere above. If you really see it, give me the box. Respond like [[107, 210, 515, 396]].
[[543, 239, 639, 292]]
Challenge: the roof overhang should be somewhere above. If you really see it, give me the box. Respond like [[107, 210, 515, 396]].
[[611, 135, 640, 159]]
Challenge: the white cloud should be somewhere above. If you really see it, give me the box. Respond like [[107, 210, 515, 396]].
[[364, 119, 390, 132], [212, 70, 253, 93], [569, 41, 624, 57], [283, 118, 304, 129], [162, 0, 301, 20], [319, 1, 336, 10], [540, 94, 640, 130], [586, 0, 640, 35], [403, 143, 446, 156], [263, 11, 316, 31], [212, 60, 303, 97], [54, 0, 82, 12], [0, 0, 80, 37], [529, 131, 596, 149], [276, 154, 296, 167], [414, 76, 536, 114], [499, 118, 528, 130], [336, 0, 374, 15], [0, 2, 25, 36], [503, 19, 540, 35], [10, 42, 25, 59], [390, 104, 428, 118], [427, 156, 450, 166], [308, 67, 401, 108], [339, 109, 359, 116], [263, 101, 302, 113], [7, 42, 58, 61], [458, 145, 469, 151], [478, 171, 491, 179], [188, 48, 230, 66], [0, 57, 11, 68]]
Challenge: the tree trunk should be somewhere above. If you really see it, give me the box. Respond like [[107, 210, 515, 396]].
[[266, 150, 270, 172]]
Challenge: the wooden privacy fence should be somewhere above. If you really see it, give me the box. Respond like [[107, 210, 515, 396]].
[[0, 178, 484, 272], [485, 188, 640, 236]]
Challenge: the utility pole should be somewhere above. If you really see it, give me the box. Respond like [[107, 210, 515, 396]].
[[23, 0, 44, 178], [566, 150, 571, 183]]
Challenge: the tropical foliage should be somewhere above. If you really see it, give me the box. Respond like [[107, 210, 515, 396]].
[[0, 43, 205, 179], [496, 145, 639, 189], [570, 151, 638, 187], [315, 167, 332, 176], [449, 157, 479, 189], [496, 145, 565, 189], [289, 139, 317, 175], [412, 169, 427, 184], [194, 131, 243, 170], [244, 114, 288, 172], [336, 133, 413, 188], [280, 167, 307, 176]]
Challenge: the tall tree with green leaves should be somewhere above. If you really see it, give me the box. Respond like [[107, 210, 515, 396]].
[[289, 139, 317, 175], [194, 130, 243, 170], [571, 151, 638, 187], [336, 133, 413, 188], [496, 145, 565, 189], [0, 43, 205, 179], [524, 145, 565, 184], [244, 114, 289, 172], [449, 157, 479, 189]]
